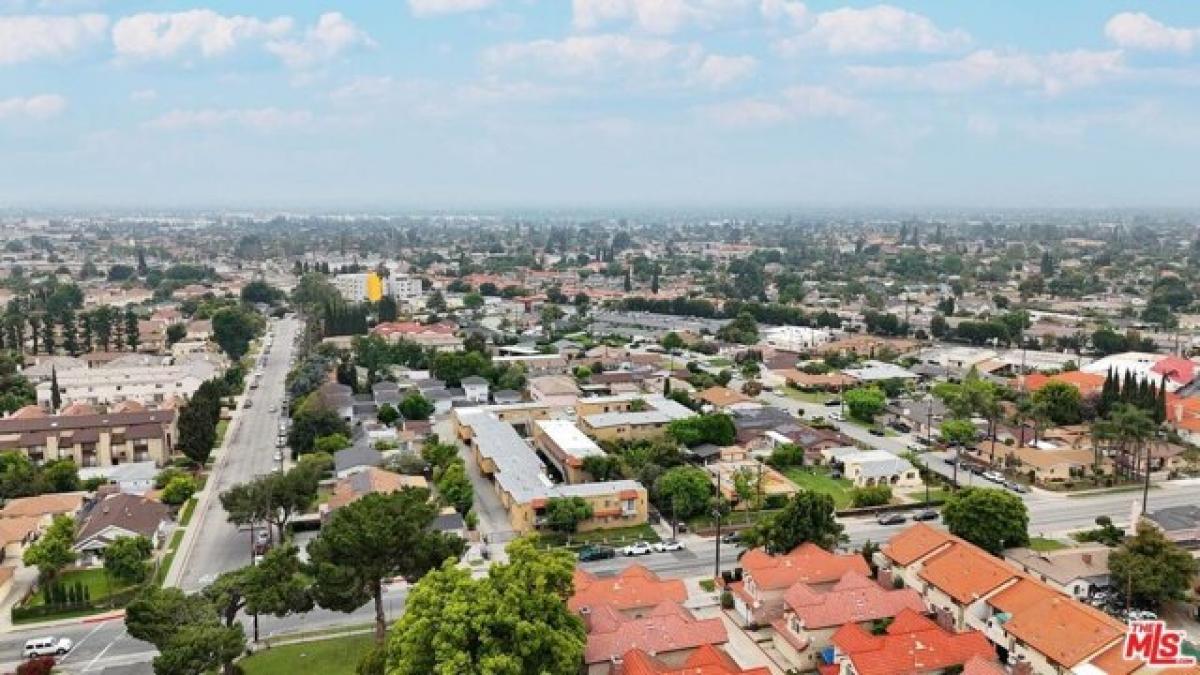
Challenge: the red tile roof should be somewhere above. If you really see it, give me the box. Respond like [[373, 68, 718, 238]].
[[1001, 593, 1126, 668], [880, 522, 955, 567], [618, 644, 772, 675], [831, 609, 997, 675], [740, 543, 871, 591], [918, 542, 1017, 604], [782, 571, 927, 629], [1152, 356, 1196, 386], [584, 601, 727, 665], [571, 564, 687, 613]]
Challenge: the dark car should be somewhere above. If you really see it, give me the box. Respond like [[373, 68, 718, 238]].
[[824, 399, 841, 407], [868, 427, 886, 437], [877, 512, 907, 526], [890, 421, 912, 433], [577, 545, 616, 562], [721, 531, 742, 544], [1005, 481, 1030, 494], [912, 509, 939, 522]]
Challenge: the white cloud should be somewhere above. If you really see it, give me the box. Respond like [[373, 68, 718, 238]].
[[147, 107, 312, 131], [0, 94, 67, 120], [484, 34, 696, 79], [130, 88, 158, 102], [572, 0, 752, 35], [759, 0, 806, 27], [848, 49, 1124, 95], [693, 54, 757, 88], [112, 10, 292, 61], [778, 4, 969, 55], [702, 85, 867, 126], [0, 14, 108, 65], [330, 75, 396, 104], [965, 114, 998, 138], [1105, 12, 1198, 54], [266, 12, 371, 69], [409, 0, 496, 17]]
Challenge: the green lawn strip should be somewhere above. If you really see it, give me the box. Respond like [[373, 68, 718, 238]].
[[12, 605, 119, 626], [240, 634, 375, 675], [262, 624, 375, 647], [707, 358, 733, 367], [540, 523, 660, 549], [782, 388, 834, 404], [1065, 484, 1157, 498], [1028, 537, 1068, 552], [904, 488, 952, 503], [782, 468, 854, 509], [688, 508, 781, 530], [179, 498, 198, 527], [24, 568, 133, 608], [215, 419, 230, 446]]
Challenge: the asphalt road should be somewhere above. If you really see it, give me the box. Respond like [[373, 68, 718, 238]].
[[173, 316, 299, 593]]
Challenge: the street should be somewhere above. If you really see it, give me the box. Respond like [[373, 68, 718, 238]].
[[170, 316, 299, 593]]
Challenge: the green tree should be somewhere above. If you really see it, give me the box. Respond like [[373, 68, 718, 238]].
[[1031, 381, 1083, 426], [23, 515, 77, 583], [40, 458, 79, 493], [716, 311, 759, 344], [308, 489, 465, 641], [850, 485, 892, 508], [165, 323, 187, 346], [152, 622, 244, 675], [660, 332, 684, 351], [843, 387, 886, 422], [0, 352, 35, 414], [104, 536, 153, 585], [377, 403, 400, 426], [543, 496, 594, 535], [211, 305, 263, 361], [581, 454, 623, 481], [462, 293, 484, 310], [741, 491, 843, 554], [420, 439, 460, 471], [666, 413, 735, 447], [654, 465, 712, 521], [315, 433, 352, 454], [942, 487, 1029, 554], [939, 418, 977, 447], [398, 392, 435, 421], [125, 586, 220, 653], [387, 538, 584, 675], [435, 461, 473, 515], [160, 476, 197, 506], [1109, 521, 1199, 608], [289, 399, 350, 454]]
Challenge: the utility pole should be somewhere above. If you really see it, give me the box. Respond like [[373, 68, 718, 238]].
[[713, 472, 722, 582], [248, 521, 260, 643]]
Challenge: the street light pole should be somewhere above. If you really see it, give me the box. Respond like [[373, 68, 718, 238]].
[[713, 472, 722, 582], [248, 520, 260, 643]]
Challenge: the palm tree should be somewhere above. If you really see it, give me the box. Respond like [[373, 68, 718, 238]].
[[1107, 404, 1155, 482]]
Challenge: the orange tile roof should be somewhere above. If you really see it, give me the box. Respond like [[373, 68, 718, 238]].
[[570, 564, 687, 613], [740, 543, 871, 591], [782, 571, 927, 629], [986, 577, 1060, 616], [697, 386, 752, 408], [1019, 371, 1105, 395], [584, 601, 727, 665], [881, 522, 955, 567], [918, 543, 1017, 604], [1088, 641, 1145, 675], [962, 655, 1007, 675], [0, 492, 87, 519], [831, 609, 997, 675], [1002, 593, 1126, 668], [619, 644, 772, 675]]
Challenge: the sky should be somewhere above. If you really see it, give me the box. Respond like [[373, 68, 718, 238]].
[[3, 1, 1200, 210]]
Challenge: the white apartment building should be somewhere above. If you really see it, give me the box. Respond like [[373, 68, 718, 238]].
[[761, 325, 834, 352], [333, 271, 423, 303], [333, 273, 374, 303], [36, 357, 219, 408]]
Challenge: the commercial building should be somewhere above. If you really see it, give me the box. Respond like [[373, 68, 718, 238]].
[[454, 408, 647, 535]]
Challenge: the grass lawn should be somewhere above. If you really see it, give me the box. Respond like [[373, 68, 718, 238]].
[[707, 358, 734, 367], [1029, 537, 1068, 552], [215, 419, 230, 446], [240, 634, 375, 675], [904, 487, 952, 503], [1065, 483, 1156, 498], [689, 508, 781, 530], [783, 468, 854, 509], [179, 498, 198, 527], [541, 523, 660, 548], [25, 568, 133, 608]]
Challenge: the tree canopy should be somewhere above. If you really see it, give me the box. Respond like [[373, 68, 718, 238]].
[[741, 491, 844, 554], [1109, 521, 1198, 608], [942, 487, 1029, 554]]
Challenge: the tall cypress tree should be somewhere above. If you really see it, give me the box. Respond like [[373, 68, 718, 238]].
[[50, 366, 61, 412]]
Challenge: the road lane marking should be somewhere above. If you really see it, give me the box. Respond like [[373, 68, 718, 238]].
[[81, 630, 126, 672], [55, 621, 107, 664]]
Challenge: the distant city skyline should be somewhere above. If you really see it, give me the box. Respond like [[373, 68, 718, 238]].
[[2, 1, 1200, 208]]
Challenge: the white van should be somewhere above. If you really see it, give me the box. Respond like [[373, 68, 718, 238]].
[[23, 636, 72, 658]]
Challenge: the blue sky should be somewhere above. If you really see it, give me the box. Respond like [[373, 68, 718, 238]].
[[3, 1, 1200, 209]]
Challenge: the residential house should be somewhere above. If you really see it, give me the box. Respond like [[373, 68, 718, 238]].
[[316, 382, 355, 425], [1145, 504, 1200, 550], [460, 376, 489, 404], [727, 543, 871, 626], [321, 467, 428, 519], [1004, 546, 1111, 599], [77, 461, 158, 495], [706, 460, 797, 508], [821, 448, 922, 489], [576, 394, 696, 444], [616, 645, 771, 675], [73, 493, 171, 566], [827, 608, 996, 675], [582, 601, 727, 675], [570, 565, 687, 615], [333, 447, 383, 478], [0, 516, 42, 563], [371, 321, 463, 352], [529, 375, 581, 407], [696, 386, 759, 412], [771, 571, 927, 672]]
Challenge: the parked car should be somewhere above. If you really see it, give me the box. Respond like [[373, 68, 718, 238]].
[[653, 540, 685, 552], [721, 531, 742, 544], [244, 400, 253, 409], [890, 421, 912, 433], [868, 426, 886, 437], [877, 512, 907, 526], [912, 509, 939, 522], [577, 545, 616, 562], [825, 399, 841, 407], [23, 637, 72, 658], [268, 405, 277, 413], [829, 412, 845, 422], [1005, 481, 1030, 494], [982, 471, 1005, 483], [621, 541, 654, 556]]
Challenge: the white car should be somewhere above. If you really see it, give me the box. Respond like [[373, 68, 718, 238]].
[[829, 412, 845, 422], [268, 405, 277, 413], [653, 540, 685, 552], [23, 637, 72, 658], [982, 471, 1005, 483], [621, 541, 654, 556]]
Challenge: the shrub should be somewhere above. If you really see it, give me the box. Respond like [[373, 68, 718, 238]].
[[850, 485, 892, 508], [17, 656, 55, 675], [720, 590, 734, 609]]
